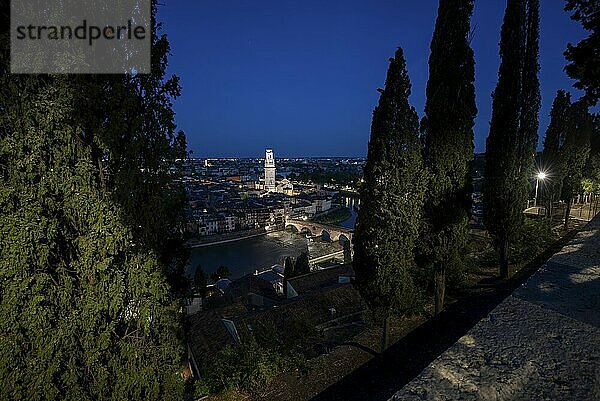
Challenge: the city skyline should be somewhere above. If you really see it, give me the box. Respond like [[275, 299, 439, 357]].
[[3, 1, 598, 399], [159, 0, 589, 158]]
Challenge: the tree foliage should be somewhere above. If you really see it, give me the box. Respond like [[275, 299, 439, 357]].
[[509, 219, 557, 263], [294, 252, 310, 276], [483, 0, 540, 278], [420, 0, 476, 314], [196, 342, 285, 397], [541, 90, 572, 206], [194, 266, 208, 297], [0, 3, 187, 400], [585, 114, 600, 181], [210, 266, 231, 282], [560, 101, 593, 227], [564, 0, 600, 105], [283, 256, 295, 278], [353, 48, 427, 316], [541, 93, 593, 226]]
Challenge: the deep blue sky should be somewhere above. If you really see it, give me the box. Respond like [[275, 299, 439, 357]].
[[158, 0, 587, 158]]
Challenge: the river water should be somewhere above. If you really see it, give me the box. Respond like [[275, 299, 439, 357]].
[[340, 195, 359, 229], [188, 231, 328, 280], [187, 195, 359, 281]]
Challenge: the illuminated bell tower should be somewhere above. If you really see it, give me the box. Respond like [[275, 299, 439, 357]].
[[264, 149, 276, 192]]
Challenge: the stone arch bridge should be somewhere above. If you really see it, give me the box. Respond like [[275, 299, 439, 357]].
[[285, 218, 353, 243]]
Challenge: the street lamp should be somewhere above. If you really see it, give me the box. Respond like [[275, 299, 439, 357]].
[[534, 171, 547, 207]]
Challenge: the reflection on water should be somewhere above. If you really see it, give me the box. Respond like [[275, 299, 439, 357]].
[[188, 196, 360, 281], [188, 231, 338, 281], [340, 196, 359, 229]]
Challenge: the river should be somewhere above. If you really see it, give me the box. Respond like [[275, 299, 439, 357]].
[[187, 230, 344, 280], [187, 195, 359, 281], [340, 195, 359, 229]]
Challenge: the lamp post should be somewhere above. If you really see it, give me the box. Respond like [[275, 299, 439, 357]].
[[534, 171, 547, 207]]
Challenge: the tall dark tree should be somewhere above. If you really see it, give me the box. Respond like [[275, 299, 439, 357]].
[[210, 266, 231, 282], [283, 256, 295, 296], [517, 0, 542, 170], [284, 256, 295, 278], [421, 0, 477, 315], [0, 2, 187, 400], [585, 115, 600, 211], [561, 101, 593, 228], [586, 115, 600, 181], [483, 0, 540, 278], [564, 0, 600, 105], [194, 266, 208, 297], [353, 48, 427, 351], [295, 252, 310, 276], [541, 90, 572, 213], [343, 240, 352, 264]]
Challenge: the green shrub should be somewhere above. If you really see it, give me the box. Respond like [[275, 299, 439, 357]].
[[199, 341, 286, 395], [313, 206, 352, 224], [193, 379, 210, 399], [510, 219, 557, 263]]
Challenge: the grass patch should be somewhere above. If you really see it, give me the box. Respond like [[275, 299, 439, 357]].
[[312, 206, 351, 225]]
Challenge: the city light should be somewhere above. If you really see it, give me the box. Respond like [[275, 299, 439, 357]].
[[534, 170, 549, 207]]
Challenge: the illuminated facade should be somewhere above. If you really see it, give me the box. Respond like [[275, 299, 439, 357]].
[[264, 148, 276, 192]]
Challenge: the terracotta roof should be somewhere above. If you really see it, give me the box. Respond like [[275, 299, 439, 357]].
[[187, 271, 364, 368], [218, 300, 250, 318], [288, 264, 355, 295], [187, 311, 235, 367], [224, 273, 281, 301], [234, 283, 365, 343]]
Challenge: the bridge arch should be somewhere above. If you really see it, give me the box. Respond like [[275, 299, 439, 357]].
[[285, 219, 353, 244], [301, 227, 312, 236], [285, 224, 299, 233]]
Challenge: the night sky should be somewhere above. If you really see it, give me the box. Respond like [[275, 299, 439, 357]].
[[158, 0, 587, 158]]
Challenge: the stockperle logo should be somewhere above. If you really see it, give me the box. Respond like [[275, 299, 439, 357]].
[[11, 0, 151, 74]]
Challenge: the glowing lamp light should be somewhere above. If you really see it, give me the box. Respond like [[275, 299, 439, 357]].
[[537, 171, 547, 180]]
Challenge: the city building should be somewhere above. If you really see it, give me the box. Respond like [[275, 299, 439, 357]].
[[177, 156, 362, 239], [264, 148, 276, 192]]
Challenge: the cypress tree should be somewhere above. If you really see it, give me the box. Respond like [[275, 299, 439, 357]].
[[561, 101, 593, 228], [283, 256, 295, 296], [210, 266, 231, 282], [194, 266, 208, 297], [587, 115, 600, 210], [0, 3, 187, 400], [587, 115, 600, 182], [284, 256, 295, 278], [541, 90, 572, 214], [353, 48, 427, 350], [421, 0, 477, 314], [517, 0, 541, 173], [295, 252, 310, 276], [343, 239, 352, 264], [483, 0, 540, 278]]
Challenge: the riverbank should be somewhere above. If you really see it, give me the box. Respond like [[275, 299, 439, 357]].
[[333, 188, 359, 197], [186, 226, 284, 248], [187, 230, 343, 282]]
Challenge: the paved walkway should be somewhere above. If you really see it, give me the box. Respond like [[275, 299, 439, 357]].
[[391, 217, 600, 401]]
